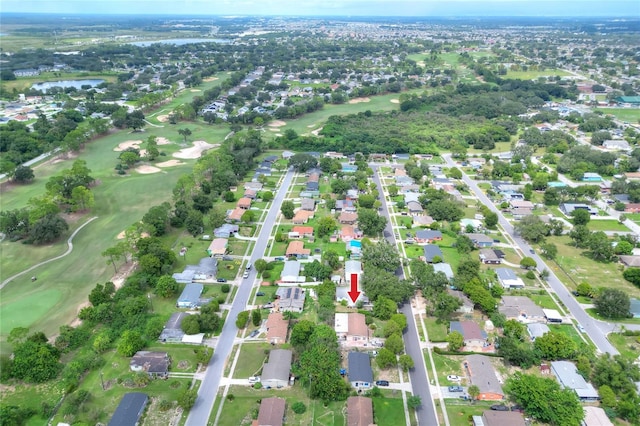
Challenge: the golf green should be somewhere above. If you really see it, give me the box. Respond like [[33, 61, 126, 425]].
[[0, 288, 62, 335]]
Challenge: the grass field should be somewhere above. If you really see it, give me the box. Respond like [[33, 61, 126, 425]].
[[445, 400, 495, 426], [232, 342, 270, 378], [587, 219, 630, 232], [608, 332, 640, 361], [504, 69, 572, 79], [594, 107, 640, 123]]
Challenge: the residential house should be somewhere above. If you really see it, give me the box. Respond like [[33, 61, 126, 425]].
[[450, 321, 487, 350], [582, 172, 602, 182], [551, 361, 599, 401], [399, 184, 421, 194], [473, 411, 526, 426], [433, 263, 454, 281], [301, 198, 316, 211], [292, 210, 314, 224], [256, 397, 286, 426], [335, 199, 357, 212], [172, 257, 218, 284], [498, 296, 545, 323], [262, 349, 292, 388], [336, 286, 368, 307], [292, 226, 314, 239], [495, 268, 525, 289], [509, 199, 534, 210], [347, 396, 374, 426], [511, 207, 533, 220], [460, 218, 483, 231], [479, 248, 501, 264], [448, 289, 474, 314], [559, 203, 598, 216], [345, 260, 362, 286], [335, 313, 370, 347], [423, 244, 444, 263], [413, 215, 435, 227], [108, 393, 149, 426], [285, 241, 311, 259], [465, 233, 494, 248], [348, 352, 373, 390], [624, 203, 640, 213], [404, 192, 420, 204], [207, 238, 228, 257], [582, 406, 614, 426], [226, 207, 245, 222], [244, 188, 257, 199], [159, 312, 188, 343], [237, 197, 252, 210], [339, 212, 358, 225], [266, 312, 288, 345], [465, 355, 504, 400], [177, 283, 204, 308], [527, 323, 550, 341], [407, 201, 424, 214], [244, 182, 263, 191], [214, 223, 239, 238], [282, 150, 295, 159], [415, 230, 443, 244], [340, 225, 363, 242], [280, 260, 304, 283], [130, 351, 170, 378], [275, 287, 305, 312]]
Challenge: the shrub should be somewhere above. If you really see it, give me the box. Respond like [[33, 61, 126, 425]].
[[253, 382, 262, 389], [292, 401, 306, 414], [221, 284, 231, 293], [226, 394, 235, 401], [525, 270, 536, 279]]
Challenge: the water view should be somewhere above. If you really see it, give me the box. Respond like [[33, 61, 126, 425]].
[[31, 79, 105, 93], [129, 38, 231, 46]]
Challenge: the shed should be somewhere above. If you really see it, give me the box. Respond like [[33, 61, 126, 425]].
[[543, 308, 563, 323], [108, 393, 148, 426]]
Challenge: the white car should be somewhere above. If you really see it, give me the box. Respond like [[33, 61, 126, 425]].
[[447, 375, 462, 382], [249, 376, 260, 384]]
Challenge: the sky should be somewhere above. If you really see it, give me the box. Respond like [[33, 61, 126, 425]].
[[1, 0, 639, 17]]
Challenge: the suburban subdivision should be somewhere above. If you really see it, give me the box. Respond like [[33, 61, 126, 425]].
[[1, 11, 639, 426]]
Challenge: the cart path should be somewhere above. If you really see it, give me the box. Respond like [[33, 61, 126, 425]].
[[0, 216, 99, 290]]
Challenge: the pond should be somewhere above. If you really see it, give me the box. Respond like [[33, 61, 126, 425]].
[[129, 38, 231, 47], [31, 79, 105, 93]]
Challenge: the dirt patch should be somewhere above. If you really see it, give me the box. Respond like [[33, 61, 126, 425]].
[[268, 120, 287, 127], [157, 115, 169, 123], [390, 99, 400, 104], [136, 165, 162, 174], [156, 137, 171, 145], [348, 97, 371, 104], [173, 140, 217, 159], [112, 261, 138, 290], [177, 360, 190, 370], [157, 160, 184, 168], [69, 301, 91, 328], [114, 140, 143, 152]]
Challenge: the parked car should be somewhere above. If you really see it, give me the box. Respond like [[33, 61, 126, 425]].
[[217, 278, 227, 283], [491, 405, 509, 411], [256, 291, 265, 296], [447, 375, 461, 382], [275, 256, 285, 261], [243, 271, 250, 278], [448, 386, 463, 392], [375, 380, 390, 387], [222, 255, 233, 261], [248, 376, 260, 384], [263, 302, 274, 309], [529, 249, 535, 254], [578, 324, 586, 333], [249, 329, 259, 338]]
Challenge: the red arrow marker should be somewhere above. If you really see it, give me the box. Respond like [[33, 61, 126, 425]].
[[348, 273, 361, 304]]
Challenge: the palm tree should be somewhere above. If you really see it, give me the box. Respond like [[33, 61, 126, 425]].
[[178, 128, 192, 144]]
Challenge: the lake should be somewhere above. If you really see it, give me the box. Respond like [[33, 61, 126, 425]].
[[31, 79, 105, 93], [129, 38, 231, 47]]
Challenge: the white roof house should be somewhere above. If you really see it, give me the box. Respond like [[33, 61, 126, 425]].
[[527, 323, 550, 340], [551, 361, 599, 401], [334, 313, 349, 335], [280, 260, 304, 283], [495, 268, 525, 289]]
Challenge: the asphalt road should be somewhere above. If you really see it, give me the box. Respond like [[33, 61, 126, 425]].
[[441, 154, 621, 355], [371, 165, 439, 426], [185, 169, 295, 426]]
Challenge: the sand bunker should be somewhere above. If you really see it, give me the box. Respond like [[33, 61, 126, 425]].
[[203, 77, 219, 82], [157, 160, 184, 167], [348, 97, 371, 104], [114, 140, 143, 151], [390, 99, 400, 104], [311, 127, 323, 136], [190, 89, 201, 92], [173, 140, 217, 159], [116, 230, 150, 240], [157, 115, 169, 123], [156, 137, 171, 145], [136, 165, 162, 174], [268, 120, 287, 128], [307, 124, 316, 128]]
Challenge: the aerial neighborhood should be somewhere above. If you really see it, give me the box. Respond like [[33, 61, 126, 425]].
[[1, 11, 639, 426]]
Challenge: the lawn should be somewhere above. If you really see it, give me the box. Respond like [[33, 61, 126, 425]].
[[505, 69, 572, 79], [528, 293, 561, 310], [608, 332, 640, 361], [445, 400, 495, 426], [431, 353, 466, 385], [232, 342, 271, 378], [587, 219, 630, 232], [424, 317, 448, 342], [548, 324, 591, 348], [546, 236, 640, 298], [594, 107, 640, 123], [372, 397, 406, 426]]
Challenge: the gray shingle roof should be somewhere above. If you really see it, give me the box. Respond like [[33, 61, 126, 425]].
[[348, 352, 373, 383]]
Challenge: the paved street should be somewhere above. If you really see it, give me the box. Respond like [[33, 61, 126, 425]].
[[185, 169, 295, 426], [371, 165, 440, 426], [442, 154, 622, 354]]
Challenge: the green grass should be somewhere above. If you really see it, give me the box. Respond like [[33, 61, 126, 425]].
[[548, 324, 591, 348], [608, 333, 640, 361], [504, 69, 572, 79], [528, 293, 560, 310], [594, 108, 640, 123], [431, 353, 466, 385], [373, 397, 406, 426], [424, 317, 448, 342], [445, 400, 495, 426], [232, 342, 271, 378], [587, 219, 630, 232]]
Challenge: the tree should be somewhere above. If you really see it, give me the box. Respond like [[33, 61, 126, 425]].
[[125, 110, 146, 131], [288, 153, 318, 172], [623, 267, 640, 287], [145, 136, 159, 161], [468, 385, 480, 401], [290, 320, 315, 348], [316, 215, 337, 238], [29, 214, 68, 244], [514, 215, 550, 243], [177, 388, 198, 410], [185, 210, 204, 236], [407, 396, 422, 410], [484, 211, 498, 229], [208, 207, 227, 229], [155, 275, 179, 298], [447, 331, 464, 351], [281, 200, 295, 219], [181, 315, 201, 334], [569, 224, 592, 248], [357, 208, 387, 236], [252, 309, 262, 327], [399, 354, 414, 371], [323, 249, 341, 270], [520, 256, 537, 270], [540, 243, 557, 260], [504, 372, 584, 426], [362, 240, 400, 272], [11, 336, 61, 383], [261, 191, 273, 202], [594, 288, 631, 319], [236, 311, 249, 329], [376, 348, 396, 369], [614, 240, 634, 256], [571, 208, 591, 225], [433, 292, 462, 322], [534, 331, 578, 360], [241, 210, 255, 223], [178, 128, 192, 143], [427, 199, 464, 222], [117, 330, 145, 357], [373, 296, 397, 320], [455, 235, 475, 254], [390, 313, 408, 331], [254, 259, 268, 274], [384, 333, 404, 355], [71, 185, 94, 211], [576, 282, 593, 297], [588, 231, 615, 261], [12, 165, 34, 183]]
